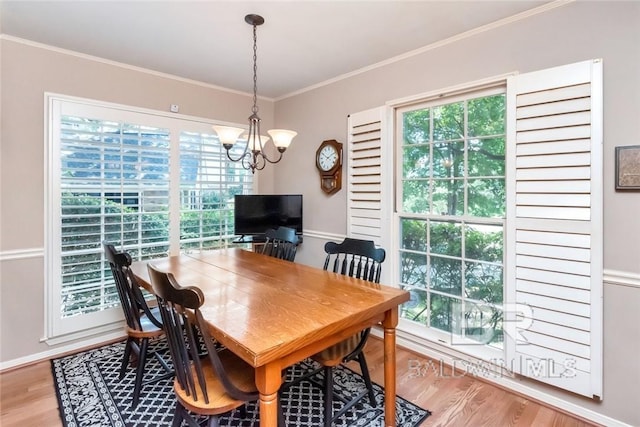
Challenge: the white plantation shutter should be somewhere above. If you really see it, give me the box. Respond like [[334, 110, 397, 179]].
[[505, 60, 603, 398], [47, 96, 254, 339], [347, 107, 392, 284], [49, 99, 173, 337], [179, 130, 254, 252]]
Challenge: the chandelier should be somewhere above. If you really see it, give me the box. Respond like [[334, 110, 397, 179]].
[[212, 14, 297, 174]]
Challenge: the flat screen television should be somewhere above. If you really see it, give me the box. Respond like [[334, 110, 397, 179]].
[[234, 194, 303, 240]]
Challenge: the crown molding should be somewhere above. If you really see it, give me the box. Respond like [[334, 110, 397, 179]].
[[276, 0, 575, 101], [0, 34, 273, 103]]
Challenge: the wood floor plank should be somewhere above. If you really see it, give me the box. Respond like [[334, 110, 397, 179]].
[[362, 337, 601, 427], [0, 338, 601, 426], [0, 360, 62, 427]]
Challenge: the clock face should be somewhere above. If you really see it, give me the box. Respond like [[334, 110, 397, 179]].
[[318, 144, 339, 171]]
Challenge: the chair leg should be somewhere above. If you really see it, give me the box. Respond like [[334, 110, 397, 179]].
[[357, 353, 376, 406], [180, 408, 202, 427], [323, 366, 334, 427], [207, 416, 220, 427], [171, 402, 183, 427], [176, 402, 202, 427], [131, 338, 150, 408], [153, 349, 173, 375], [119, 337, 134, 380], [278, 402, 285, 427]]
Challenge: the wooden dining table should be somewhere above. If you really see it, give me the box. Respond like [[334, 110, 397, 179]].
[[130, 247, 410, 427]]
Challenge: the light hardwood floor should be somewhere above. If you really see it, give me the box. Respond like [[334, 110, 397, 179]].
[[360, 338, 600, 427], [0, 337, 600, 427]]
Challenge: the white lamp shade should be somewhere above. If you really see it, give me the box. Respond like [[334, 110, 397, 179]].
[[212, 125, 244, 146], [267, 129, 297, 149]]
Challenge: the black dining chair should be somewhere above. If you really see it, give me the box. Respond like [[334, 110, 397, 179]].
[[289, 237, 385, 426], [102, 242, 173, 409], [260, 226, 300, 262], [146, 263, 285, 427]]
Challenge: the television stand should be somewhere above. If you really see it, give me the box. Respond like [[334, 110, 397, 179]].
[[233, 235, 267, 253], [233, 235, 266, 244], [232, 234, 302, 253]]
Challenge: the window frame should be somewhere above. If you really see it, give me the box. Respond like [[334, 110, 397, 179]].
[[389, 79, 509, 360], [45, 94, 255, 343]]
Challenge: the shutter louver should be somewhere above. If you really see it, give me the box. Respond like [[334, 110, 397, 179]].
[[506, 60, 603, 398], [347, 108, 383, 241], [347, 107, 392, 284]]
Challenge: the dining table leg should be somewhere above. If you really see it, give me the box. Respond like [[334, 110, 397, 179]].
[[383, 307, 399, 427], [255, 362, 282, 427]]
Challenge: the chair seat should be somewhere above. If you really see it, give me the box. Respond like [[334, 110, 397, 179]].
[[312, 333, 361, 366], [126, 311, 165, 338], [175, 349, 258, 416]]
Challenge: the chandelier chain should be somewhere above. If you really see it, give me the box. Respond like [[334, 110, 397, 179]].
[[252, 23, 258, 114]]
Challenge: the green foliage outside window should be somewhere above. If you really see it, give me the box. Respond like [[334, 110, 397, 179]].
[[61, 189, 241, 315], [60, 193, 169, 316], [179, 188, 243, 251], [399, 92, 506, 347]]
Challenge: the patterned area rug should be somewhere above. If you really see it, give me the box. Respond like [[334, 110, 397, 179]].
[[51, 339, 430, 426]]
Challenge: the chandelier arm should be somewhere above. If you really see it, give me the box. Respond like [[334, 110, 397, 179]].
[[254, 151, 267, 170], [224, 140, 250, 163], [250, 116, 281, 164], [241, 150, 266, 173], [261, 149, 284, 164], [229, 150, 251, 167], [241, 154, 253, 173]]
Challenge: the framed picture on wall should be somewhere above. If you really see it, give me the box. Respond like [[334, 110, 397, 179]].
[[615, 145, 640, 190]]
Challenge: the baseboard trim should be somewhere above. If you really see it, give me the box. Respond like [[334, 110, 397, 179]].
[[0, 331, 126, 372]]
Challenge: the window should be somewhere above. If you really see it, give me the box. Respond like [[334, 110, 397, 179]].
[[396, 87, 506, 349], [47, 96, 253, 339], [58, 116, 170, 322], [179, 131, 252, 251], [348, 60, 602, 397]]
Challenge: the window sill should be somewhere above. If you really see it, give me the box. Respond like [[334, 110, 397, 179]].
[[43, 321, 125, 346]]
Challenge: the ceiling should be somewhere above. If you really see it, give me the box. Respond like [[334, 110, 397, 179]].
[[0, 1, 552, 99]]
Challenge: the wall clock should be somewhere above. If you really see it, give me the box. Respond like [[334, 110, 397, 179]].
[[315, 139, 343, 194]]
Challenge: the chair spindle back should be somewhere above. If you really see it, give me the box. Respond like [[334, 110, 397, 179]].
[[261, 226, 300, 262], [103, 242, 161, 330], [323, 238, 385, 283], [146, 264, 258, 404]]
